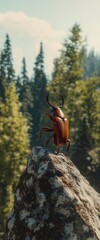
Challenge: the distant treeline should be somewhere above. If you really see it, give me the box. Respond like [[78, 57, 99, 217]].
[[0, 23, 100, 236]]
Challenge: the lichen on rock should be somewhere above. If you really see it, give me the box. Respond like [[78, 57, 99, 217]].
[[5, 146, 100, 240]]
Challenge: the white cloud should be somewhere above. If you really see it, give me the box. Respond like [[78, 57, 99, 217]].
[[0, 11, 65, 75], [0, 12, 64, 40]]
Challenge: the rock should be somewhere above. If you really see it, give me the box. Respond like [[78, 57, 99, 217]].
[[5, 146, 100, 240]]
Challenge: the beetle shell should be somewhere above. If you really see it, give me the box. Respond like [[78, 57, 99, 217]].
[[52, 116, 69, 147]]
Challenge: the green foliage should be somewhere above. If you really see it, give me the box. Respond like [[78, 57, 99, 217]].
[[63, 24, 85, 81], [0, 83, 30, 232], [18, 58, 33, 122], [19, 81, 33, 122], [31, 42, 48, 145], [83, 49, 100, 78], [67, 77, 99, 152], [0, 51, 6, 80], [49, 23, 86, 99], [0, 34, 15, 103]]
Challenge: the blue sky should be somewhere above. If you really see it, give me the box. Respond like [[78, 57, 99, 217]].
[[0, 0, 100, 77]]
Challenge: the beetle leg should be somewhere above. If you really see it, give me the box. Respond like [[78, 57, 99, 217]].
[[46, 134, 54, 147], [40, 127, 53, 138], [56, 146, 61, 155], [66, 139, 70, 152], [48, 114, 54, 121]]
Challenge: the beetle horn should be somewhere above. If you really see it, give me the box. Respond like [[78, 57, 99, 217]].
[[47, 94, 64, 108], [59, 95, 64, 108], [47, 94, 55, 108]]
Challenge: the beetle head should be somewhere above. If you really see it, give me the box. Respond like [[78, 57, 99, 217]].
[[47, 94, 64, 118], [52, 107, 64, 118]]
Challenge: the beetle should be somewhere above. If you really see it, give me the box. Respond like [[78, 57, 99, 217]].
[[40, 94, 70, 153]]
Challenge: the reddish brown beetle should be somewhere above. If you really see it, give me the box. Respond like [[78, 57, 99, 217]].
[[40, 94, 70, 153]]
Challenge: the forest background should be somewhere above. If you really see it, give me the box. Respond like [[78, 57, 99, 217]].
[[0, 23, 100, 237]]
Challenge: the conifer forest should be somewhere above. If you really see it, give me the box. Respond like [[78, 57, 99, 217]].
[[0, 24, 100, 237]]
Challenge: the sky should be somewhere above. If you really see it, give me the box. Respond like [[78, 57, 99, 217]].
[[0, 0, 100, 77]]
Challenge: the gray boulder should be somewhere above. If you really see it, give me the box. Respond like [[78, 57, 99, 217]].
[[5, 146, 100, 240]]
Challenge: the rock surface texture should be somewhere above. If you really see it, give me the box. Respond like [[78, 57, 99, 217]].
[[5, 147, 100, 240]]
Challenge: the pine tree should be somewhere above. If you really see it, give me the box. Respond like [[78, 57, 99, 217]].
[[35, 42, 44, 70], [0, 51, 6, 101], [16, 75, 22, 95], [72, 115, 91, 173], [0, 51, 5, 80], [0, 34, 15, 102], [0, 83, 30, 233], [18, 58, 33, 129], [21, 57, 29, 84], [32, 42, 48, 145], [70, 77, 100, 176], [48, 23, 85, 99], [64, 23, 84, 84], [3, 34, 15, 83]]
